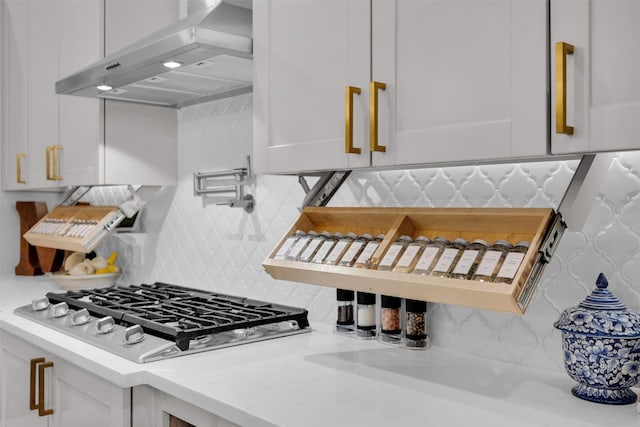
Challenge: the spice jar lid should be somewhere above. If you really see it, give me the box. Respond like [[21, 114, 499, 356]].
[[320, 231, 332, 237], [307, 230, 319, 237], [345, 232, 358, 239], [432, 237, 450, 245], [337, 289, 355, 301], [514, 241, 530, 248], [357, 292, 376, 305], [360, 233, 373, 240], [406, 299, 427, 312], [492, 240, 513, 249], [451, 238, 469, 246], [332, 232, 344, 239], [375, 234, 386, 240], [414, 236, 430, 243], [554, 273, 640, 338], [470, 239, 489, 247], [398, 235, 413, 242], [381, 295, 401, 308]]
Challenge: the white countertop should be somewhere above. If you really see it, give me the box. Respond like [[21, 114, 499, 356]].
[[1, 274, 638, 426]]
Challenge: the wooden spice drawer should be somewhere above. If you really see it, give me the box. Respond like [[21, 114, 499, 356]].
[[262, 207, 564, 315], [23, 205, 124, 253]]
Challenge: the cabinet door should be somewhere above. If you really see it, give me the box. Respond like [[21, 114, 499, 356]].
[[2, 0, 30, 190], [253, 0, 371, 174], [372, 0, 548, 167], [551, 0, 640, 154]]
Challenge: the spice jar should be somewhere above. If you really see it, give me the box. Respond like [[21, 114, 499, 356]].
[[353, 234, 385, 269], [379, 296, 402, 344], [356, 292, 377, 339], [449, 239, 489, 280], [338, 234, 372, 267], [298, 231, 330, 262], [494, 241, 530, 284], [412, 237, 450, 275], [310, 232, 341, 264], [392, 236, 430, 273], [324, 232, 357, 265], [377, 235, 413, 271], [430, 238, 469, 278], [336, 289, 355, 334], [471, 240, 513, 282], [405, 299, 429, 349], [273, 230, 306, 260], [285, 230, 318, 261]]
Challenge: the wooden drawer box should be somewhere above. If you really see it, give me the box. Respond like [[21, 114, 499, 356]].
[[23, 205, 125, 253], [262, 207, 564, 315]]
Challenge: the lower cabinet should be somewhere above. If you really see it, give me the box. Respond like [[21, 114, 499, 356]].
[[132, 385, 239, 427], [0, 331, 130, 427]]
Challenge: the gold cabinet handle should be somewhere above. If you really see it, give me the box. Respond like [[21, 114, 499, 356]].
[[345, 86, 362, 154], [17, 152, 27, 184], [556, 41, 574, 135], [369, 81, 386, 152], [37, 361, 54, 416], [29, 358, 45, 411], [46, 145, 63, 181]]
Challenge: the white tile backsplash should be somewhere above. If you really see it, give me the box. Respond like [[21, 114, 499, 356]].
[[21, 93, 640, 375]]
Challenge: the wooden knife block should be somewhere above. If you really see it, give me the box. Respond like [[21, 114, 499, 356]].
[[15, 201, 66, 276]]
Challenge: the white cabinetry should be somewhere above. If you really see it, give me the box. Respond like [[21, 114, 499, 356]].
[[551, 0, 640, 154], [254, 0, 548, 175], [0, 331, 130, 427]]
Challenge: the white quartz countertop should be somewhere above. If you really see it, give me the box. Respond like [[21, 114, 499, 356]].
[[1, 274, 638, 426]]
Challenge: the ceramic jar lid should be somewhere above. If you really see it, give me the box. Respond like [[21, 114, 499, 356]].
[[554, 273, 640, 338]]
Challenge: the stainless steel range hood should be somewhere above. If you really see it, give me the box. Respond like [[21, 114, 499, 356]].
[[55, 1, 252, 109]]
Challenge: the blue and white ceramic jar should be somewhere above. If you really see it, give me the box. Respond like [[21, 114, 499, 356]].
[[554, 273, 640, 405]]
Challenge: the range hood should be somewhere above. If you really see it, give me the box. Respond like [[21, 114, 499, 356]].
[[55, 1, 252, 109]]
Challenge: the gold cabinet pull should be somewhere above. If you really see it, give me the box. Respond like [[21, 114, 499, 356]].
[[369, 81, 386, 152], [37, 361, 54, 416], [46, 145, 63, 181], [345, 86, 362, 154], [29, 358, 45, 411], [556, 41, 574, 135], [17, 152, 27, 184]]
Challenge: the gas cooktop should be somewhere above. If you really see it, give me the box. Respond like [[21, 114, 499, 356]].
[[15, 282, 311, 363]]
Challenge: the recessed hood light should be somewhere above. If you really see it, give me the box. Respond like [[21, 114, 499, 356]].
[[163, 61, 182, 69], [97, 84, 113, 91]]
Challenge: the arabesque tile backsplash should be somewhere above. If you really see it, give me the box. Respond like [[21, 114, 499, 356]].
[[92, 93, 640, 374]]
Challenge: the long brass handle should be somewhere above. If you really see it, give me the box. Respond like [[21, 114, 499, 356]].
[[345, 86, 362, 154], [556, 41, 574, 135], [46, 146, 63, 181], [37, 361, 54, 416], [370, 81, 386, 152], [17, 152, 27, 184], [29, 358, 45, 411]]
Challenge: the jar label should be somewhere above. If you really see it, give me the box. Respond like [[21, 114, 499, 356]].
[[340, 241, 366, 264], [474, 250, 502, 276], [496, 252, 526, 279], [311, 240, 335, 262], [395, 245, 421, 268], [325, 240, 350, 263], [432, 248, 460, 273], [355, 242, 380, 265], [274, 236, 297, 259], [378, 243, 404, 267], [414, 247, 440, 271], [287, 237, 312, 259], [452, 250, 480, 275], [300, 237, 324, 260]]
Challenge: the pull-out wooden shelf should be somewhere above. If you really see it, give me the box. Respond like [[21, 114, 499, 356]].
[[262, 207, 563, 315]]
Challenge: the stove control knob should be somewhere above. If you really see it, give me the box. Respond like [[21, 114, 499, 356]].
[[71, 308, 91, 326], [49, 302, 69, 318], [123, 325, 145, 345], [31, 297, 50, 311], [95, 316, 116, 335]]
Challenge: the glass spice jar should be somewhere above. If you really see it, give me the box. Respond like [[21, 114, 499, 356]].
[[377, 235, 413, 271], [430, 238, 469, 278], [379, 296, 402, 344], [449, 239, 489, 280], [353, 234, 385, 269], [356, 292, 377, 339], [471, 240, 513, 282], [494, 241, 530, 284], [338, 233, 372, 267], [412, 237, 450, 275], [405, 299, 429, 349], [273, 230, 306, 260], [285, 230, 318, 261], [298, 231, 330, 263], [392, 236, 430, 273], [336, 289, 355, 334], [310, 232, 342, 264], [324, 232, 358, 265]]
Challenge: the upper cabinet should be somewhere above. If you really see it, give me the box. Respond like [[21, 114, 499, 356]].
[[551, 0, 640, 154], [253, 0, 549, 175], [1, 0, 179, 191]]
